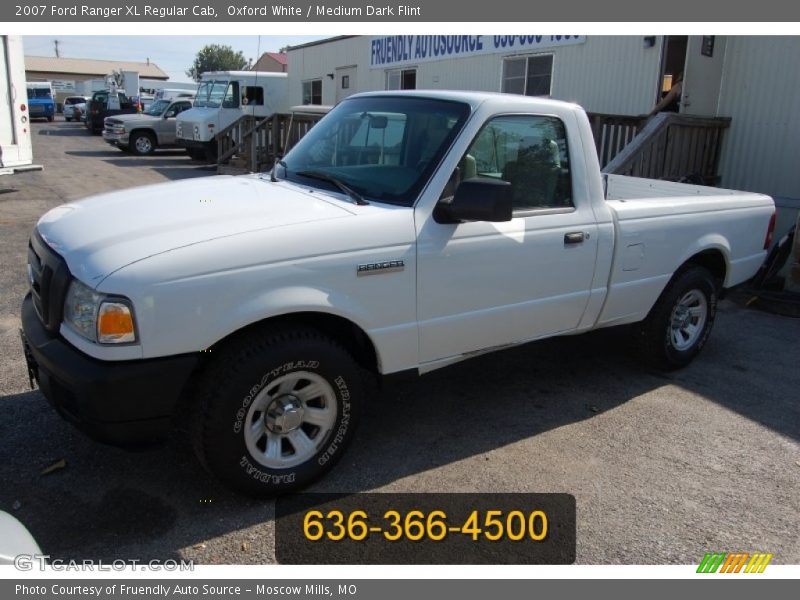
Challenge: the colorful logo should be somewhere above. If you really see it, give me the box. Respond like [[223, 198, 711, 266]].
[[697, 552, 773, 573]]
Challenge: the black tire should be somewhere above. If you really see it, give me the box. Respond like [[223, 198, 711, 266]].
[[130, 131, 156, 156], [47, 115, 54, 122], [190, 327, 363, 496], [204, 141, 218, 164], [632, 265, 719, 370], [65, 117, 72, 122]]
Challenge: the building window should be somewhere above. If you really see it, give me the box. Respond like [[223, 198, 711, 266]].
[[341, 75, 350, 89], [502, 55, 553, 97], [302, 79, 322, 105], [386, 68, 417, 91]]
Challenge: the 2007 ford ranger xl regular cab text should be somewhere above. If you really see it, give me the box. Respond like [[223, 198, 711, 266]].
[[20, 91, 776, 494]]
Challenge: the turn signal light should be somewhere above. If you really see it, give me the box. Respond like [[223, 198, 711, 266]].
[[97, 302, 136, 343]]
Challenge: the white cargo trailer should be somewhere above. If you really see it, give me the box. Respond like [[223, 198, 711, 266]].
[[0, 35, 33, 172]]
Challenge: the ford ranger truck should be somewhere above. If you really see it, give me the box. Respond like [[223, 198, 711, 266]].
[[20, 91, 776, 495]]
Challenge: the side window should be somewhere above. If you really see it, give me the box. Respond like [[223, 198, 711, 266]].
[[222, 82, 239, 108], [243, 86, 264, 106], [167, 102, 190, 117], [449, 115, 572, 211]]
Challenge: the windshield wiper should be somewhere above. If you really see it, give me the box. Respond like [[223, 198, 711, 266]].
[[296, 170, 369, 205], [270, 159, 288, 183]]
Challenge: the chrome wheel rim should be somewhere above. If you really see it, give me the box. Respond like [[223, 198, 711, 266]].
[[135, 136, 152, 154], [243, 371, 337, 469], [669, 289, 708, 351]]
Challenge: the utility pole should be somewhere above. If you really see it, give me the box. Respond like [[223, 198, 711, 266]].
[[54, 39, 60, 58]]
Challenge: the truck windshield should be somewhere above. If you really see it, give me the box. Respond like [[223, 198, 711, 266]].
[[277, 96, 471, 206], [194, 80, 230, 108], [144, 100, 171, 116], [27, 88, 52, 99]]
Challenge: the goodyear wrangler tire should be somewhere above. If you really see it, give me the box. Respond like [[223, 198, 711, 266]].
[[191, 327, 363, 496], [632, 265, 718, 371]]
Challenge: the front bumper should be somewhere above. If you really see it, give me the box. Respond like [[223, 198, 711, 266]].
[[20, 293, 199, 445], [102, 130, 129, 147]]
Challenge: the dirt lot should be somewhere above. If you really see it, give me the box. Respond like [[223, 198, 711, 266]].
[[0, 119, 798, 565]]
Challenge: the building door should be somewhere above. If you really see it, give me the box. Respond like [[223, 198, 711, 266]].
[[335, 66, 357, 103], [656, 35, 687, 110], [681, 36, 726, 116]]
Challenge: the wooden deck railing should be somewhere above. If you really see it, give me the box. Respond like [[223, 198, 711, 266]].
[[586, 113, 648, 169], [217, 109, 730, 184], [601, 112, 731, 184], [216, 111, 327, 173]]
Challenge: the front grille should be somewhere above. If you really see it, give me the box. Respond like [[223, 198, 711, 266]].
[[28, 230, 71, 334]]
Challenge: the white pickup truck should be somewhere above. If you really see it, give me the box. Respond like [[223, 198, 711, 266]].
[[21, 91, 775, 495]]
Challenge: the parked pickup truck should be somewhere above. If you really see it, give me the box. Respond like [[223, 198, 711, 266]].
[[103, 98, 194, 155], [20, 91, 775, 495], [84, 90, 136, 135]]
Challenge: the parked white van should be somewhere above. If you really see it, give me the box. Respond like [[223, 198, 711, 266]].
[[176, 71, 288, 161]]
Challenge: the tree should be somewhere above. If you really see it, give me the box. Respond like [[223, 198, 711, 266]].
[[186, 44, 248, 81]]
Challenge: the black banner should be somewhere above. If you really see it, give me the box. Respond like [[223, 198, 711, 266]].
[[5, 0, 800, 22], [275, 493, 576, 564]]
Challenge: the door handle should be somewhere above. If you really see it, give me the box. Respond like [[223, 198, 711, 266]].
[[564, 232, 585, 245]]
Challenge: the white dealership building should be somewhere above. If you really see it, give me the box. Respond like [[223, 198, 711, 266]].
[[287, 34, 800, 227]]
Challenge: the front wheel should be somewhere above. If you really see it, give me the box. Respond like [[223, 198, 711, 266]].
[[130, 131, 156, 156], [190, 327, 363, 496], [632, 265, 718, 370]]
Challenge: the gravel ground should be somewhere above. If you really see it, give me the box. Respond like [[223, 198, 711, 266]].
[[0, 119, 798, 565]]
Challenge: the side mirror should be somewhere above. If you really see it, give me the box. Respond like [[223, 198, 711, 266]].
[[164, 110, 176, 118], [434, 177, 513, 224]]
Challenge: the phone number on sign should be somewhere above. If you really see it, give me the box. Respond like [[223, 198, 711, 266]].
[[303, 509, 549, 542]]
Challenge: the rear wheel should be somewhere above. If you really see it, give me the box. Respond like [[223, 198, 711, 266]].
[[130, 131, 156, 156], [190, 327, 364, 496], [632, 265, 718, 370]]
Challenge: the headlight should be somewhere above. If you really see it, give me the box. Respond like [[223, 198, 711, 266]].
[[63, 279, 137, 344]]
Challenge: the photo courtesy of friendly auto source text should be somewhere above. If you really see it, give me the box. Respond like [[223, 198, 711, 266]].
[[0, 0, 798, 594]]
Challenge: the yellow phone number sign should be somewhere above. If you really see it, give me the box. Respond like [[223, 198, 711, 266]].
[[303, 508, 548, 542], [276, 493, 575, 564]]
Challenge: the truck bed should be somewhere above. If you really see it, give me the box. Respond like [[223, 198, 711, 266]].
[[596, 174, 774, 328]]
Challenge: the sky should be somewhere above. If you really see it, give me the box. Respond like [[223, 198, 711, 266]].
[[22, 35, 328, 82]]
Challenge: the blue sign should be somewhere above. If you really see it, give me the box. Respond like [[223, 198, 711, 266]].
[[370, 35, 585, 68]]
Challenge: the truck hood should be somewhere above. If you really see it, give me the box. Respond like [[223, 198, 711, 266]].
[[177, 106, 217, 124], [105, 113, 160, 125], [36, 175, 355, 285]]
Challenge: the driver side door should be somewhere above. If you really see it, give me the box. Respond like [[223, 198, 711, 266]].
[[415, 113, 599, 364]]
